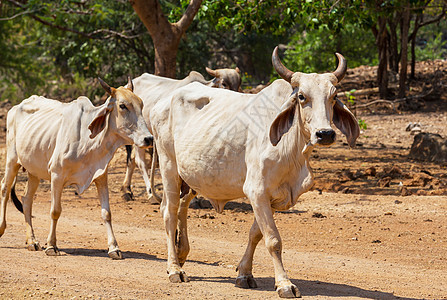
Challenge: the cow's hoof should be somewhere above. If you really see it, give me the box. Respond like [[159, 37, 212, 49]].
[[235, 275, 257, 289], [122, 192, 134, 201], [108, 249, 123, 260], [148, 194, 161, 205], [276, 284, 301, 298], [27, 242, 42, 251], [45, 246, 60, 256], [168, 270, 189, 283]]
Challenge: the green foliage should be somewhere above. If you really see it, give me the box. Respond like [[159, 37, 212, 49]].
[[345, 89, 358, 106], [281, 24, 377, 74], [0, 16, 55, 103], [358, 119, 368, 131], [1, 0, 153, 102], [415, 22, 447, 60]]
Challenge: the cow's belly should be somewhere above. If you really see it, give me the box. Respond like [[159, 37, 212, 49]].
[[16, 147, 52, 180], [175, 142, 247, 201], [18, 157, 51, 180]]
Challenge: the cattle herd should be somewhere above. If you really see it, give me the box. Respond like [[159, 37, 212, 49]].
[[0, 46, 359, 298]]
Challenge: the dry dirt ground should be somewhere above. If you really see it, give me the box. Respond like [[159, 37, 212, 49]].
[[1, 61, 447, 299]]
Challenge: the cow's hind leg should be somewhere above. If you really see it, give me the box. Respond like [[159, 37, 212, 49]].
[[45, 176, 63, 256], [235, 218, 262, 289], [0, 161, 20, 237], [159, 155, 187, 282], [95, 172, 122, 259], [22, 173, 41, 251], [135, 147, 156, 203], [121, 145, 135, 201], [176, 190, 196, 267]]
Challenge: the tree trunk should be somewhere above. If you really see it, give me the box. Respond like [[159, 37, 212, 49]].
[[130, 0, 203, 78], [398, 3, 410, 98], [153, 40, 179, 78], [374, 17, 389, 98], [388, 17, 399, 73], [410, 23, 418, 80]]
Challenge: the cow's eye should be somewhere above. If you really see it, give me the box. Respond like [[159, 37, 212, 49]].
[[298, 94, 306, 103], [119, 104, 128, 110]]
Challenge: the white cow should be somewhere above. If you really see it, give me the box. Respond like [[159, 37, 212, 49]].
[[121, 67, 242, 202], [149, 47, 360, 298], [0, 78, 152, 259]]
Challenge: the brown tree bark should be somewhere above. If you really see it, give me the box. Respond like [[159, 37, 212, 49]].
[[130, 0, 203, 78], [398, 3, 410, 98], [388, 16, 399, 73], [373, 16, 389, 98]]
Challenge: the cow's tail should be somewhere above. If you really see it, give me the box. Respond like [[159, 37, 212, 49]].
[[150, 142, 162, 204], [125, 145, 133, 165], [11, 178, 24, 213]]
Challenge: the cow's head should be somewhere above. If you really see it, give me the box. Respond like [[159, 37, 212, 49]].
[[270, 46, 359, 149], [206, 67, 242, 92], [89, 77, 153, 148]]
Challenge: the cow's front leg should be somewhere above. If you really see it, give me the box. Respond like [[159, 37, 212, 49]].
[[23, 174, 41, 251], [236, 218, 262, 289], [95, 172, 122, 259], [176, 190, 196, 266], [250, 196, 300, 298], [159, 158, 188, 282], [45, 176, 63, 256]]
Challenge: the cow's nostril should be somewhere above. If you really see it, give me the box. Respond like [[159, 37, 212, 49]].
[[144, 136, 153, 146], [316, 130, 336, 145], [330, 131, 336, 140]]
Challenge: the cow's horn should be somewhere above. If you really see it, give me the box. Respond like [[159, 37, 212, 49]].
[[205, 67, 217, 77], [272, 46, 293, 83], [127, 76, 134, 92], [333, 53, 347, 82], [98, 77, 112, 95]]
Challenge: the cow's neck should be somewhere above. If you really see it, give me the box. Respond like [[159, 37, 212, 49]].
[[270, 112, 314, 210]]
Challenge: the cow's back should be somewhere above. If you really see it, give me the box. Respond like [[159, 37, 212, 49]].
[[134, 72, 207, 132]]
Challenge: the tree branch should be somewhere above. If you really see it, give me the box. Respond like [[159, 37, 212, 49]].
[[0, 9, 38, 21], [5, 0, 145, 40], [175, 0, 203, 32]]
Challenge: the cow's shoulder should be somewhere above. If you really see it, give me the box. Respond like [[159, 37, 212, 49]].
[[257, 79, 292, 100]]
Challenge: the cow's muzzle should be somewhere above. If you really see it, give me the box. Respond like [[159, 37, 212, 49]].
[[316, 129, 336, 145]]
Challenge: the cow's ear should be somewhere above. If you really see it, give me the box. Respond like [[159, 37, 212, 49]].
[[333, 98, 360, 147], [88, 98, 115, 139], [88, 107, 109, 139], [269, 98, 297, 146]]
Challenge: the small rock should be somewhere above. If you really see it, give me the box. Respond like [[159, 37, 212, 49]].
[[312, 212, 326, 218], [364, 166, 377, 177], [400, 186, 412, 196], [378, 177, 392, 187]]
